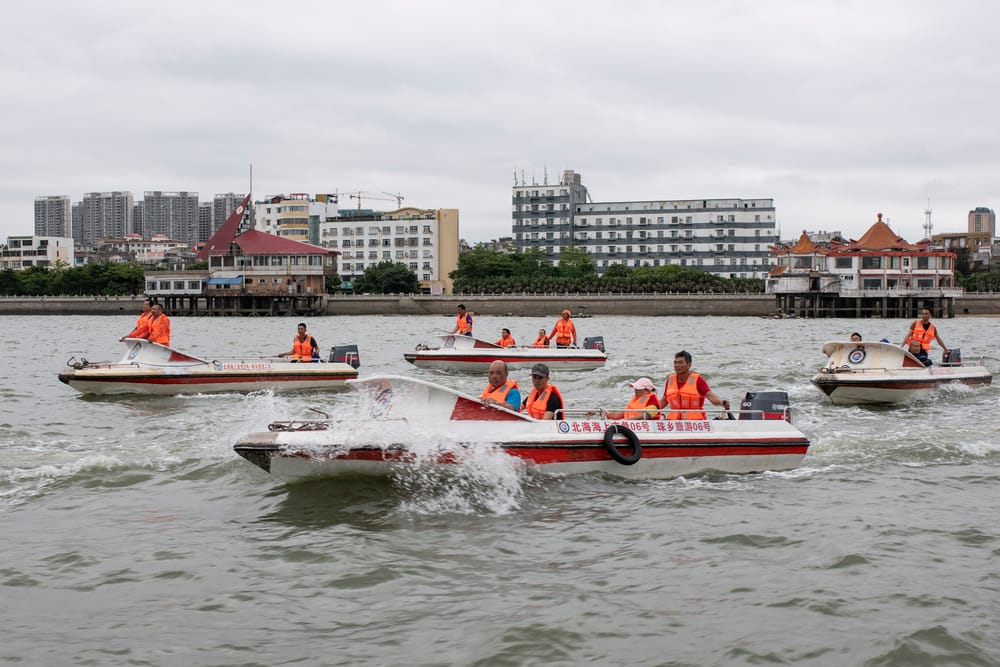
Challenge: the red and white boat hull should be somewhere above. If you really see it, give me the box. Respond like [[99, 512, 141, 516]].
[[404, 335, 606, 372]]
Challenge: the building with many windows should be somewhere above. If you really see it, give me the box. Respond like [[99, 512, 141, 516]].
[[34, 196, 71, 237], [74, 192, 134, 246], [1, 235, 74, 270], [512, 170, 778, 279], [140, 191, 200, 245], [321, 205, 459, 294]]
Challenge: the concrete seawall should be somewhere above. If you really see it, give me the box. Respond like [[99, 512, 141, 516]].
[[2, 294, 999, 316]]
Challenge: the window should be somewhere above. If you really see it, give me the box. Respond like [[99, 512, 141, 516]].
[[835, 257, 853, 269], [916, 256, 930, 270], [861, 256, 883, 270]]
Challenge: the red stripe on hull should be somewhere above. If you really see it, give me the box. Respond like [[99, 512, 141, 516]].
[[68, 373, 356, 385], [412, 354, 601, 364]]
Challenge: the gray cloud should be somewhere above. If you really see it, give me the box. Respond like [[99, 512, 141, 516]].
[[2, 0, 997, 245]]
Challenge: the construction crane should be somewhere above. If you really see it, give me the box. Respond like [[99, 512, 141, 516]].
[[348, 191, 406, 213]]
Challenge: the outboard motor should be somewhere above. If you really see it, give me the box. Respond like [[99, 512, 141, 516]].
[[583, 336, 605, 352], [328, 344, 361, 368], [739, 391, 790, 422], [941, 348, 962, 367]]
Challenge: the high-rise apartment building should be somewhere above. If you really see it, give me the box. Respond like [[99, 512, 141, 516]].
[[141, 191, 199, 244], [34, 196, 71, 237], [968, 207, 996, 236], [212, 193, 246, 240], [512, 169, 778, 279], [78, 191, 134, 246], [198, 202, 213, 244]]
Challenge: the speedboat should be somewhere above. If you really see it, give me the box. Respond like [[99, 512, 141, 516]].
[[233, 375, 810, 483], [59, 338, 361, 396], [403, 334, 607, 372], [811, 341, 992, 405]]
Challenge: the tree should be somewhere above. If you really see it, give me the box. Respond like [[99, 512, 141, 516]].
[[353, 261, 421, 294], [556, 246, 596, 279]]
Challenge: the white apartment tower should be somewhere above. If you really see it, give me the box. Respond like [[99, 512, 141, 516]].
[[34, 195, 72, 237], [77, 191, 134, 246], [512, 169, 779, 279], [142, 191, 200, 244]]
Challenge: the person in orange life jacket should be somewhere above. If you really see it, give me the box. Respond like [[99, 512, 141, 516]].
[[495, 328, 517, 348], [532, 328, 550, 348], [480, 360, 521, 411], [120, 298, 153, 341], [902, 308, 948, 355], [907, 339, 933, 367], [521, 363, 564, 420], [605, 377, 662, 420], [144, 303, 171, 347], [278, 322, 319, 362], [449, 303, 473, 336], [661, 350, 729, 420], [548, 309, 577, 348]]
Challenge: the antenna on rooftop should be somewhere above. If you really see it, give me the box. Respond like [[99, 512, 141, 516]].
[[544, 165, 549, 185], [923, 199, 933, 241]]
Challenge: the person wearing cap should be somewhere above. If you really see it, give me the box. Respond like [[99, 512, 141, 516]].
[[521, 363, 564, 420], [449, 303, 474, 336], [480, 360, 521, 411], [532, 328, 550, 348], [605, 378, 661, 420], [661, 350, 729, 420], [494, 328, 517, 348], [548, 309, 577, 348]]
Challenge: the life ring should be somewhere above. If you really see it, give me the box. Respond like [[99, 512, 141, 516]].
[[603, 424, 642, 465]]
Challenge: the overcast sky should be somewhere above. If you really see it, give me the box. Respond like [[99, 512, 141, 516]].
[[2, 0, 997, 245]]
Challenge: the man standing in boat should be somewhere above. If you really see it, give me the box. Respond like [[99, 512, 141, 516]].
[[902, 308, 948, 357], [661, 351, 729, 420], [449, 304, 473, 337], [120, 298, 153, 342], [522, 363, 564, 420], [278, 323, 319, 362], [145, 303, 171, 347], [480, 360, 521, 411], [548, 309, 577, 348]]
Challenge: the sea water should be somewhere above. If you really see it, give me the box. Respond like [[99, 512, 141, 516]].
[[1, 314, 999, 666]]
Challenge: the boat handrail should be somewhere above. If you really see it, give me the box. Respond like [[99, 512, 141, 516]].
[[558, 406, 740, 420]]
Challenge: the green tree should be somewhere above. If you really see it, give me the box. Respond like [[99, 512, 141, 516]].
[[353, 261, 421, 294], [556, 246, 596, 279]]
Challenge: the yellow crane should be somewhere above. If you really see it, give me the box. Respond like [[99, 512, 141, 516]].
[[348, 191, 406, 213]]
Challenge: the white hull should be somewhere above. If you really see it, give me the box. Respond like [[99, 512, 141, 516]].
[[404, 335, 606, 372], [811, 341, 992, 405], [234, 375, 810, 482], [60, 339, 358, 396]]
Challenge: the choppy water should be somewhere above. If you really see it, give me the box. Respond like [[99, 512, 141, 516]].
[[2, 313, 999, 666]]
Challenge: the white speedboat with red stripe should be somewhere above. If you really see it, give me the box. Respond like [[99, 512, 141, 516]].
[[811, 341, 992, 405], [233, 375, 810, 482], [59, 338, 361, 396], [403, 334, 607, 372]]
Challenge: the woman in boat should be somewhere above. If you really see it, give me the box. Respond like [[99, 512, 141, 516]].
[[605, 378, 661, 420], [548, 309, 577, 348], [495, 328, 517, 348], [532, 329, 550, 348]]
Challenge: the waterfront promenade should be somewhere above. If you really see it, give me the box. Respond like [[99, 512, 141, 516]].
[[2, 293, 1000, 316]]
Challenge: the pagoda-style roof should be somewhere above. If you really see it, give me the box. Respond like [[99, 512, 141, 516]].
[[840, 213, 919, 252]]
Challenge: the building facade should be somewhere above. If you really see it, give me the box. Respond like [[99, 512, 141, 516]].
[[1, 235, 75, 270], [141, 191, 200, 245], [34, 196, 71, 237], [512, 170, 778, 279], [968, 206, 996, 236], [76, 192, 134, 246]]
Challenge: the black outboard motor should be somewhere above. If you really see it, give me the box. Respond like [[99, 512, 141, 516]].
[[329, 344, 361, 368], [739, 391, 790, 422], [583, 336, 605, 352], [941, 348, 962, 367]]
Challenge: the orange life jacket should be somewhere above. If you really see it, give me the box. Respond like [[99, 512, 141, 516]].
[[148, 314, 171, 346], [292, 335, 316, 360], [552, 319, 575, 345], [455, 313, 473, 335], [532, 334, 549, 348], [663, 372, 705, 420], [126, 311, 153, 339], [480, 380, 518, 405], [495, 335, 516, 348], [906, 320, 936, 351], [624, 393, 661, 420], [522, 384, 564, 420]]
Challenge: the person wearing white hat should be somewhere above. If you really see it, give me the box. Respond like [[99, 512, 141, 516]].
[[605, 377, 661, 420]]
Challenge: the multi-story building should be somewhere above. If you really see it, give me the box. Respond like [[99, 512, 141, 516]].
[[95, 234, 191, 264], [76, 192, 134, 246], [198, 202, 213, 244], [141, 191, 199, 245], [212, 193, 246, 239], [34, 196, 71, 237], [768, 214, 960, 317], [512, 170, 778, 279], [322, 205, 459, 294], [968, 206, 996, 236], [1, 235, 74, 270]]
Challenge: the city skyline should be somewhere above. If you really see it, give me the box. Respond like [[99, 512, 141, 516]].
[[2, 2, 999, 246]]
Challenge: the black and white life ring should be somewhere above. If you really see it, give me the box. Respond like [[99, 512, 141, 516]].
[[603, 424, 642, 465]]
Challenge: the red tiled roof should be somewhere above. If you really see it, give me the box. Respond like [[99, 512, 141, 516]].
[[234, 230, 332, 255], [197, 193, 252, 259], [843, 213, 918, 251]]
